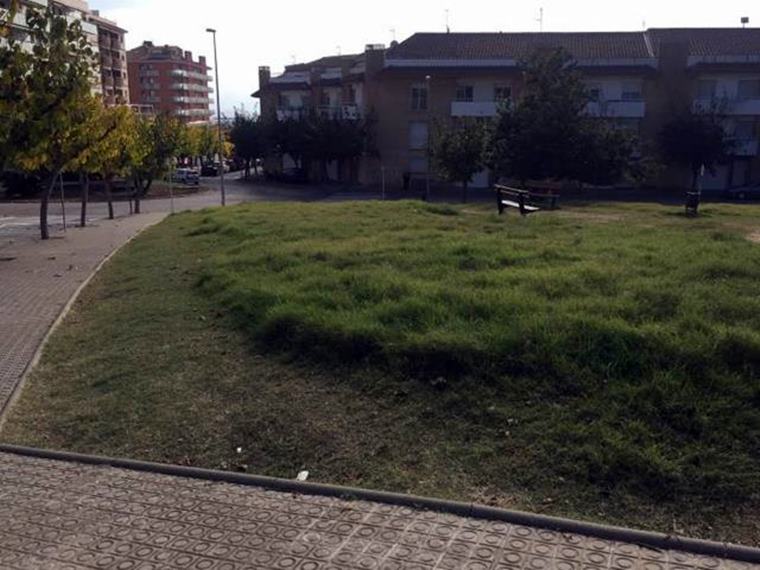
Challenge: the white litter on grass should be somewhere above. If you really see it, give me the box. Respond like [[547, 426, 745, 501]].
[[296, 471, 309, 482]]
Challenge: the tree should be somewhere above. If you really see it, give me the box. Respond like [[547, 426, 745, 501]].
[[131, 113, 185, 213], [659, 105, 732, 194], [66, 99, 126, 226], [430, 119, 488, 203], [0, 4, 100, 239], [229, 112, 266, 179], [489, 48, 636, 188]]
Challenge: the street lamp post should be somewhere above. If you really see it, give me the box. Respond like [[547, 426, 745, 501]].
[[425, 74, 431, 202], [206, 27, 226, 207]]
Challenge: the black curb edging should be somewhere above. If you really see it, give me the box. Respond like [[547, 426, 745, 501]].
[[1, 444, 758, 563]]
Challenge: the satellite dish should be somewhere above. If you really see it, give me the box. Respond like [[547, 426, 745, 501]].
[[741, 16, 750, 27]]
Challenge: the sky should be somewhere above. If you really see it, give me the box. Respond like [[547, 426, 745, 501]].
[[94, 0, 760, 115]]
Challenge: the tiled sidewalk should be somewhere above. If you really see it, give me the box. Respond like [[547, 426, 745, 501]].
[[0, 213, 166, 416], [1, 450, 756, 570]]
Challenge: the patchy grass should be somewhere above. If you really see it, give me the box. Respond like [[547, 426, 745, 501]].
[[3, 200, 760, 545]]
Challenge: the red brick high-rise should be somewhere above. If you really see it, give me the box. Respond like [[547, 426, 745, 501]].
[[127, 41, 213, 124]]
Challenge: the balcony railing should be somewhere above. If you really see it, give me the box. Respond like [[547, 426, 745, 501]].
[[277, 107, 309, 121], [731, 138, 759, 156], [694, 97, 760, 115], [451, 101, 501, 117], [586, 100, 646, 118]]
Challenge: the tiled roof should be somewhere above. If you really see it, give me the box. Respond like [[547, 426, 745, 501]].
[[647, 28, 760, 56], [286, 54, 363, 72], [386, 32, 652, 60], [386, 29, 760, 61]]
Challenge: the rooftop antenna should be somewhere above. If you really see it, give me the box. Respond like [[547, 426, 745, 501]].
[[536, 7, 544, 32], [390, 28, 396, 42], [741, 16, 749, 28], [445, 9, 451, 33]]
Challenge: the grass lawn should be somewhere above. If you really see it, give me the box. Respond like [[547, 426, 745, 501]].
[[2, 200, 759, 545]]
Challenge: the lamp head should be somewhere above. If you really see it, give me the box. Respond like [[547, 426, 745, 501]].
[[206, 28, 216, 34]]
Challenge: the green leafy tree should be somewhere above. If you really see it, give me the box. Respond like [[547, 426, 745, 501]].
[[229, 112, 266, 179], [490, 48, 636, 188], [659, 105, 732, 193], [0, 4, 99, 239], [131, 113, 185, 212], [430, 119, 488, 203]]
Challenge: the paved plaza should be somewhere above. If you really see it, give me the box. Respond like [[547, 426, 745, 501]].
[[1, 450, 757, 570]]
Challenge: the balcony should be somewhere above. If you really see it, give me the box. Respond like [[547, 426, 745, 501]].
[[277, 107, 308, 121], [731, 138, 759, 156], [694, 97, 760, 115], [586, 100, 646, 118], [451, 101, 500, 117]]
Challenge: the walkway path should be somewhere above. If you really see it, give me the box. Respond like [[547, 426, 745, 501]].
[[0, 448, 756, 570], [0, 213, 167, 416]]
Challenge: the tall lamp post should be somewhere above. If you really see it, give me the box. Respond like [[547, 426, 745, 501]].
[[425, 74, 432, 202], [206, 27, 226, 207]]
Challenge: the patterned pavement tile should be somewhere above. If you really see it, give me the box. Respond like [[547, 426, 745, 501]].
[[0, 452, 757, 570]]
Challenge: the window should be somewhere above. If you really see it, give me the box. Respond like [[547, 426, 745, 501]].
[[456, 85, 474, 102], [348, 85, 357, 104], [737, 79, 760, 100], [621, 82, 643, 101], [494, 85, 512, 102], [320, 91, 330, 106], [587, 84, 602, 102], [408, 121, 429, 150], [409, 157, 429, 174], [411, 84, 428, 111], [697, 79, 717, 99], [734, 121, 755, 139]]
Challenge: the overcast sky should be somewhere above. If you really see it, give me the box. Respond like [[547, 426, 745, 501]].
[[94, 0, 759, 115]]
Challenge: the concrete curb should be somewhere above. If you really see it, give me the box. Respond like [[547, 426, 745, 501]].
[[0, 444, 757, 563], [0, 214, 167, 429]]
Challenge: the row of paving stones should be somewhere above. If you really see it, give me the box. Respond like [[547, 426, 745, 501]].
[[0, 451, 756, 570]]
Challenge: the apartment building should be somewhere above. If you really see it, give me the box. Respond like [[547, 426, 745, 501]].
[[1, 0, 129, 104], [86, 9, 128, 106], [255, 28, 760, 192], [127, 41, 214, 125]]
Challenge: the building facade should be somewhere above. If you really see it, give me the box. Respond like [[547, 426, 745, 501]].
[[86, 9, 128, 106], [1, 0, 129, 105], [127, 41, 214, 125], [255, 29, 760, 192]]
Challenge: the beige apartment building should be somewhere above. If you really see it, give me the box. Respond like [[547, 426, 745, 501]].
[[0, 0, 128, 105], [255, 29, 760, 192]]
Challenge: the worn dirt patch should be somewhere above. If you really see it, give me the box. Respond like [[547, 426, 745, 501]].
[[748, 232, 760, 244]]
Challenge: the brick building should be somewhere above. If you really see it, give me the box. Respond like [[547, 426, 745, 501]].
[[255, 29, 760, 192], [127, 41, 213, 124]]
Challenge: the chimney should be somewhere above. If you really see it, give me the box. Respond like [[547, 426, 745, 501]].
[[185, 51, 193, 61], [364, 43, 386, 78], [259, 66, 271, 89], [199, 55, 207, 68]]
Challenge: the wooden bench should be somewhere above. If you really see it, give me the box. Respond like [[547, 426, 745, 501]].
[[685, 191, 700, 217], [495, 185, 559, 216]]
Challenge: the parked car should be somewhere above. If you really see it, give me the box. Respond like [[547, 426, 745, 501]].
[[171, 168, 200, 186]]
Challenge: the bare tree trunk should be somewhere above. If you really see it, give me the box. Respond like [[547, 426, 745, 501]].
[[80, 172, 89, 228], [40, 173, 58, 240], [105, 176, 114, 220], [134, 185, 141, 215]]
